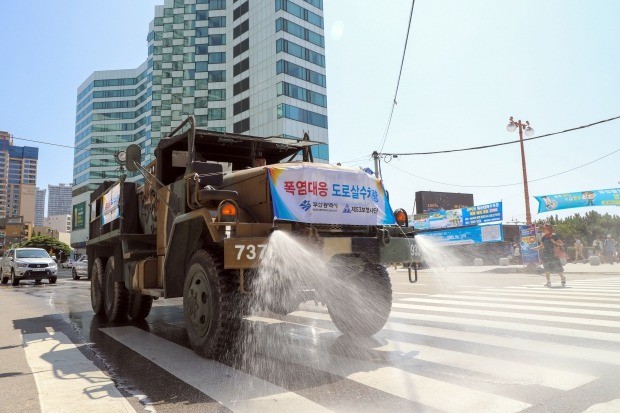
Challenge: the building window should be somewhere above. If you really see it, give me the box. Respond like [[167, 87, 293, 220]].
[[209, 34, 226, 46], [207, 0, 226, 10], [233, 97, 250, 115], [233, 38, 249, 57], [233, 57, 249, 76], [196, 62, 209, 72], [275, 0, 323, 29], [207, 108, 226, 120], [208, 52, 226, 64], [233, 118, 250, 133], [277, 103, 327, 128], [208, 16, 226, 28], [196, 44, 209, 55], [233, 1, 249, 21], [276, 38, 325, 67], [233, 20, 249, 39], [275, 18, 324, 47], [276, 59, 326, 88], [196, 27, 208, 37], [208, 70, 226, 82], [277, 81, 327, 107], [233, 77, 250, 95]]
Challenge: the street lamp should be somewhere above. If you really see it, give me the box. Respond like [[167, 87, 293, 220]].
[[507, 116, 535, 224]]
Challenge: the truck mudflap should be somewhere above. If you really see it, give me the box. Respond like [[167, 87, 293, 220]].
[[223, 235, 421, 269]]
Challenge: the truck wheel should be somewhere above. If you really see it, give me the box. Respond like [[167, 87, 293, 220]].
[[1, 269, 8, 284], [11, 270, 19, 286], [128, 293, 153, 321], [72, 268, 79, 280], [183, 249, 241, 358], [103, 256, 129, 322], [327, 264, 392, 337], [91, 258, 106, 315]]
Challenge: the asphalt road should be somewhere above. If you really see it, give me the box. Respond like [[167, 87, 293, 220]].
[[1, 266, 620, 413]]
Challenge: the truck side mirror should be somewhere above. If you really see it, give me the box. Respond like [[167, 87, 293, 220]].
[[125, 144, 141, 172]]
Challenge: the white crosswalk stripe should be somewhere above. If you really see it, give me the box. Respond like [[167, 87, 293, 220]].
[[92, 276, 620, 413]]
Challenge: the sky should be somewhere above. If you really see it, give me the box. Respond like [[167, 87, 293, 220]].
[[1, 0, 619, 223]]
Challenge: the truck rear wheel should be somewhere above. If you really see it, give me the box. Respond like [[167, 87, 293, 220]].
[[104, 256, 129, 322], [327, 264, 392, 337], [91, 258, 106, 315], [183, 249, 241, 358], [128, 293, 153, 321]]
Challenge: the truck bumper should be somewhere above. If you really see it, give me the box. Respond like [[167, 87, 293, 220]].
[[223, 234, 421, 269]]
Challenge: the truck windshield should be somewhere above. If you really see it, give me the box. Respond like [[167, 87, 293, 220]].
[[16, 250, 50, 259]]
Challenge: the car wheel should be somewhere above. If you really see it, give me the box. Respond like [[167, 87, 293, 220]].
[[72, 268, 79, 280], [11, 270, 19, 286]]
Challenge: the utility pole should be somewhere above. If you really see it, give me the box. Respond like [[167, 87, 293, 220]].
[[507, 117, 535, 225]]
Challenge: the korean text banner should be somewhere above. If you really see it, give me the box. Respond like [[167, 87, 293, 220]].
[[519, 224, 540, 265], [412, 202, 503, 230], [535, 188, 620, 213], [267, 165, 396, 225], [418, 224, 504, 245], [101, 183, 121, 225]]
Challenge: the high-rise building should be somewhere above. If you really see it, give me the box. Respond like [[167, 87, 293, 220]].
[[48, 183, 73, 216], [44, 214, 72, 234], [0, 131, 38, 225], [72, 0, 328, 249], [35, 187, 46, 226]]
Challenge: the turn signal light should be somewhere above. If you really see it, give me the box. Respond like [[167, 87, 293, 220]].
[[394, 208, 408, 227], [220, 202, 237, 217]]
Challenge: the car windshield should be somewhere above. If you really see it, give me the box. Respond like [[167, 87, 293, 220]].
[[16, 250, 50, 259], [79, 256, 87, 262]]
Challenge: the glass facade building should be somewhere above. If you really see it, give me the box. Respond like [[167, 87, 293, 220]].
[[72, 0, 328, 248]]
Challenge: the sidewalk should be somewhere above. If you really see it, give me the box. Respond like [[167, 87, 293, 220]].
[[397, 263, 620, 275]]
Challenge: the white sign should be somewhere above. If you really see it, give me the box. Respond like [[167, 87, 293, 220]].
[[101, 184, 121, 225], [267, 164, 396, 226]]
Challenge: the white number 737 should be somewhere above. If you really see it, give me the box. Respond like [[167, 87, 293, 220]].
[[235, 244, 267, 260]]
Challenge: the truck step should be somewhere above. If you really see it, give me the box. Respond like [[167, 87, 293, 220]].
[[141, 288, 164, 298]]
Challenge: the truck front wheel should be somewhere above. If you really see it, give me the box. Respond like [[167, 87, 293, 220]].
[[327, 264, 392, 337], [183, 249, 241, 358], [103, 256, 129, 322]]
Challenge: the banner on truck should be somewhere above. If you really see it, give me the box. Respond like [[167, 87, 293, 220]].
[[519, 224, 540, 264], [418, 224, 504, 245], [267, 164, 396, 225], [535, 188, 620, 213], [101, 183, 121, 225], [413, 202, 503, 230]]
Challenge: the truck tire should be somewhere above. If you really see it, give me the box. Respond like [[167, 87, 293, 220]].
[[128, 293, 153, 321], [183, 248, 242, 358], [327, 263, 392, 337], [91, 258, 106, 315], [103, 256, 129, 322]]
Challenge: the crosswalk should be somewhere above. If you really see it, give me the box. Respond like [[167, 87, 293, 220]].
[[21, 276, 620, 412]]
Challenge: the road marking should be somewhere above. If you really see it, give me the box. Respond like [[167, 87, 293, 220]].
[[399, 297, 620, 317], [581, 399, 620, 413], [291, 310, 620, 343], [460, 290, 620, 304], [487, 288, 620, 299], [22, 332, 136, 413], [101, 326, 330, 413], [506, 286, 620, 296], [422, 293, 620, 309], [252, 332, 531, 413], [391, 302, 620, 329]]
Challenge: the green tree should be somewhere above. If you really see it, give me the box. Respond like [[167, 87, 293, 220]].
[[19, 235, 72, 260]]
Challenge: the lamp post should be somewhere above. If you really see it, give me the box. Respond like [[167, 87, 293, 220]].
[[507, 117, 535, 225]]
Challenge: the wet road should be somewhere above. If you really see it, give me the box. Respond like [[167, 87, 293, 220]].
[[2, 267, 620, 412]]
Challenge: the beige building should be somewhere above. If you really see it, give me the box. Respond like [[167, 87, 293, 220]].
[[44, 214, 72, 234], [0, 131, 39, 225]]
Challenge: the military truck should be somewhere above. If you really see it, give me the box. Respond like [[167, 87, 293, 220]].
[[87, 116, 419, 358]]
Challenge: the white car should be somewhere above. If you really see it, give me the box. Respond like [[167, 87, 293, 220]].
[[0, 248, 58, 286], [72, 255, 88, 280], [62, 258, 75, 269]]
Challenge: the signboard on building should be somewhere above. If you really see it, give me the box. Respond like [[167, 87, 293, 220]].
[[267, 165, 396, 226], [415, 191, 474, 214], [413, 202, 503, 230], [101, 183, 121, 225], [420, 224, 504, 245], [72, 202, 86, 230], [519, 224, 540, 264], [535, 187, 620, 213]]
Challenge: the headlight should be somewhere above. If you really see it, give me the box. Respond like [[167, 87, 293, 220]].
[[50, 262, 57, 268], [394, 208, 409, 227], [16, 261, 29, 267]]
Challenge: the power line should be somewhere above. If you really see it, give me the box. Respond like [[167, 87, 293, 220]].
[[385, 146, 620, 188], [10, 136, 75, 149], [380, 114, 620, 156], [378, 0, 416, 153]]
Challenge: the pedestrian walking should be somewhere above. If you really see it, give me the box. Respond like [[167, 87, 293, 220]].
[[603, 235, 617, 265], [574, 238, 584, 262], [593, 237, 603, 256], [533, 224, 566, 287]]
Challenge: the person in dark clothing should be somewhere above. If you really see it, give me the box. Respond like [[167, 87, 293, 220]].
[[533, 224, 566, 287]]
